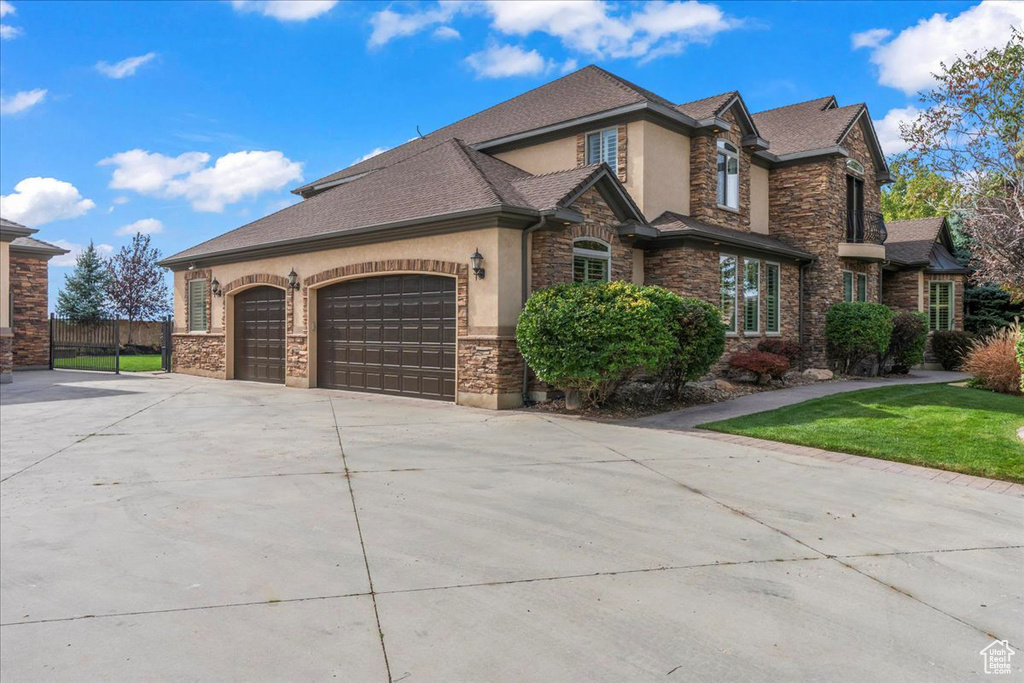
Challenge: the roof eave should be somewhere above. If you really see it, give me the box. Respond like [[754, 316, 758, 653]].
[[0, 225, 37, 242], [654, 227, 815, 263], [10, 243, 70, 258]]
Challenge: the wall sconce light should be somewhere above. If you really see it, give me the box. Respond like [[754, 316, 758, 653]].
[[210, 278, 222, 297], [470, 249, 485, 279], [287, 268, 300, 290]]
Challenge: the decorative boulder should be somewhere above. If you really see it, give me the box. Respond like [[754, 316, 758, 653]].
[[803, 368, 834, 381]]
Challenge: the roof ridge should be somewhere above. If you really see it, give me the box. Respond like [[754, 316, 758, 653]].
[[511, 164, 602, 182], [753, 95, 836, 115], [832, 103, 866, 144], [677, 91, 736, 109], [588, 65, 673, 107], [449, 139, 516, 208]]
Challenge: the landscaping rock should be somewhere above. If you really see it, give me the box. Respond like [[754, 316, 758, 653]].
[[803, 368, 834, 381], [713, 379, 736, 392]]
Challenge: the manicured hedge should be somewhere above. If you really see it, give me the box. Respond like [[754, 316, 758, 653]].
[[882, 311, 929, 374], [659, 297, 728, 397], [825, 302, 894, 375]]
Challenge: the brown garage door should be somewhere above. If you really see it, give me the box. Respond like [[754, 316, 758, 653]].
[[317, 275, 456, 400], [234, 286, 285, 384]]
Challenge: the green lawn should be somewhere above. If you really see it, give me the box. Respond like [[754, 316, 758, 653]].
[[54, 354, 162, 372], [699, 384, 1024, 483]]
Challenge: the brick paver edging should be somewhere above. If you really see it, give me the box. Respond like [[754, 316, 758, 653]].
[[680, 429, 1024, 498]]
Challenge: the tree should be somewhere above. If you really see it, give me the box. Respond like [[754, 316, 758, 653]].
[[880, 155, 963, 222], [901, 28, 1024, 300], [56, 242, 110, 324], [106, 233, 170, 345]]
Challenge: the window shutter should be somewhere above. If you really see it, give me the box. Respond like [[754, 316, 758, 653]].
[[189, 279, 207, 332]]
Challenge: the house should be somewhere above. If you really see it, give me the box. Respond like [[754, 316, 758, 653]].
[[160, 65, 896, 408], [0, 217, 69, 384], [882, 216, 969, 367]]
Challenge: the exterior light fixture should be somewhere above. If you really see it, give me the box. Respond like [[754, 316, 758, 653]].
[[210, 278, 222, 297], [470, 249, 485, 279], [287, 269, 300, 290], [187, 263, 196, 271]]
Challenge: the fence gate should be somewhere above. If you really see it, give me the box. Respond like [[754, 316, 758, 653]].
[[49, 315, 120, 373], [161, 316, 173, 372]]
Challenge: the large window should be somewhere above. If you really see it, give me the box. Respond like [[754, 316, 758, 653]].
[[842, 270, 867, 302], [744, 258, 760, 333], [573, 239, 610, 283], [716, 140, 739, 210], [720, 254, 738, 333], [188, 278, 208, 332], [586, 128, 618, 173], [765, 262, 780, 334], [929, 281, 954, 331]]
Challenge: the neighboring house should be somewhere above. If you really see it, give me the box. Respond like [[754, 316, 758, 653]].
[[160, 65, 894, 408], [882, 216, 969, 367], [0, 217, 69, 383]]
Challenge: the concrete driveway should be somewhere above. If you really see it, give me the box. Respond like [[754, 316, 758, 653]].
[[1, 371, 1021, 681]]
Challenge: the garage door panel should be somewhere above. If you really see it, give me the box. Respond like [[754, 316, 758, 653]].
[[234, 286, 286, 384], [317, 274, 456, 401]]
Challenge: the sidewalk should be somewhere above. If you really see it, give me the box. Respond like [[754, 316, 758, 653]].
[[626, 370, 971, 430]]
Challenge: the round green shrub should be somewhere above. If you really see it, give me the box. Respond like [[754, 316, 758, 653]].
[[659, 297, 727, 396], [516, 282, 681, 406], [825, 302, 894, 375], [882, 311, 929, 374]]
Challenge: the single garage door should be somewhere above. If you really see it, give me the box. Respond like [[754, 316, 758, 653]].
[[317, 275, 456, 400], [234, 286, 285, 384]]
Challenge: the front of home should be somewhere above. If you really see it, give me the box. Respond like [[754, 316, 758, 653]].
[[162, 65, 949, 408]]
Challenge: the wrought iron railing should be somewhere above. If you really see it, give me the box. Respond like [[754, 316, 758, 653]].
[[844, 210, 887, 244]]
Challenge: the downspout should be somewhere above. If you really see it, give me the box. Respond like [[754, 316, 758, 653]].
[[520, 214, 548, 405]]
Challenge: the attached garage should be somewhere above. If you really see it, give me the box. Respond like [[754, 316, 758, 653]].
[[317, 275, 456, 400], [233, 286, 285, 384]]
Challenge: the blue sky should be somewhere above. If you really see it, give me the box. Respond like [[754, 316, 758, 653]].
[[0, 0, 1020, 309]]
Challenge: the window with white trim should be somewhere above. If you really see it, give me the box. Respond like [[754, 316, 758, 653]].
[[720, 254, 738, 333], [765, 262, 780, 334], [573, 238, 611, 283], [842, 270, 867, 302], [716, 140, 739, 210], [586, 128, 618, 173], [188, 278, 208, 332], [929, 281, 954, 331], [744, 258, 760, 333]]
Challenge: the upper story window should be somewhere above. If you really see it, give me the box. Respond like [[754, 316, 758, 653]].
[[573, 238, 611, 283], [586, 128, 618, 173], [188, 278, 208, 332], [716, 140, 739, 210], [846, 158, 864, 175]]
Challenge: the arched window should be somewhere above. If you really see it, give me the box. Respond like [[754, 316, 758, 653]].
[[573, 238, 611, 283], [716, 140, 739, 210], [846, 158, 864, 175]]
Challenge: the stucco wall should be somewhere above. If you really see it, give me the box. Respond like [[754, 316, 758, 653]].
[[0, 241, 10, 329], [494, 137, 577, 177], [749, 164, 769, 234]]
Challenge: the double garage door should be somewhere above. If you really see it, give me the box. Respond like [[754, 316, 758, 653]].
[[316, 275, 456, 401]]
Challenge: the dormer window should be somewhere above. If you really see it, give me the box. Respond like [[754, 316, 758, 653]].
[[586, 128, 618, 173], [717, 140, 739, 210]]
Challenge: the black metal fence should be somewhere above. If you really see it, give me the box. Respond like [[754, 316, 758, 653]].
[[161, 316, 172, 372], [50, 315, 120, 373]]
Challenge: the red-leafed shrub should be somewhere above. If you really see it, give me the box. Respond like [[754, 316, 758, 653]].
[[757, 338, 802, 363], [728, 350, 790, 384], [964, 323, 1022, 395]]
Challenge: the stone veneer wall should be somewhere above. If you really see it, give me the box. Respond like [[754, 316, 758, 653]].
[[689, 108, 752, 232], [645, 246, 802, 363], [10, 255, 50, 368], [0, 331, 12, 383], [882, 269, 919, 314], [531, 186, 633, 291], [768, 116, 884, 366], [172, 334, 225, 377]]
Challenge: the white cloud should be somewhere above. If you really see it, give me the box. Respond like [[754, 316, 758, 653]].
[[99, 149, 304, 212], [50, 240, 114, 267], [0, 24, 21, 39], [0, 1, 15, 17], [433, 25, 461, 40], [112, 195, 130, 205], [115, 218, 163, 236], [0, 89, 46, 115], [370, 1, 738, 62], [95, 52, 158, 79], [354, 146, 389, 163], [0, 177, 96, 226], [874, 106, 921, 156], [858, 1, 1024, 94], [850, 28, 891, 49], [231, 0, 337, 22], [465, 44, 549, 78]]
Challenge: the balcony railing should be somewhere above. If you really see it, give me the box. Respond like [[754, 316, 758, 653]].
[[844, 210, 887, 245]]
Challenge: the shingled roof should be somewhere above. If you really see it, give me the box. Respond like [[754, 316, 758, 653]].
[[162, 139, 628, 265], [751, 97, 866, 157], [675, 91, 737, 121], [652, 211, 814, 262], [884, 217, 966, 272]]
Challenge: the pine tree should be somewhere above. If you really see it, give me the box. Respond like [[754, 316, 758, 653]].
[[56, 242, 111, 324]]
